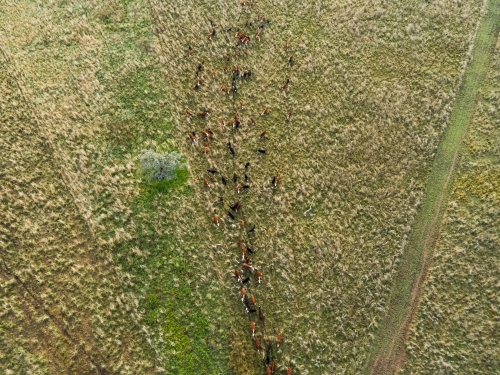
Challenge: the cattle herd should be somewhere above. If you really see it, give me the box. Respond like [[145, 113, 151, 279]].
[[184, 2, 295, 374]]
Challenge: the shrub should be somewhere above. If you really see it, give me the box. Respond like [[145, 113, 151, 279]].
[[139, 150, 184, 181]]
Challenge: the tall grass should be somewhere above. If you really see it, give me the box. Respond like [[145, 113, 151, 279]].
[[0, 0, 490, 373], [0, 0, 231, 373], [364, 0, 499, 372], [149, 0, 484, 372], [402, 18, 500, 375]]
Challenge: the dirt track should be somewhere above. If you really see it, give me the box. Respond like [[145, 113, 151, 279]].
[[364, 1, 500, 373]]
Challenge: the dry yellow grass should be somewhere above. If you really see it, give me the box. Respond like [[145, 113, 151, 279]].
[[1, 1, 236, 373], [402, 31, 500, 375], [149, 0, 484, 373], [1, 2, 176, 373], [0, 45, 145, 374], [0, 0, 492, 374]]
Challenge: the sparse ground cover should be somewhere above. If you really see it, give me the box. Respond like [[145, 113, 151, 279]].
[[402, 17, 500, 375], [1, 1, 230, 373], [150, 0, 484, 373]]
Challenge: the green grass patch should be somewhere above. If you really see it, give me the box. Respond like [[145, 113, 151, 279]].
[[137, 168, 190, 207], [89, 1, 231, 372]]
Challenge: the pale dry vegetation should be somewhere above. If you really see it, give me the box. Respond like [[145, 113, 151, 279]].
[[0, 46, 150, 374], [149, 0, 484, 373], [402, 35, 500, 375], [0, 0, 231, 373], [0, 0, 492, 374], [139, 150, 184, 181]]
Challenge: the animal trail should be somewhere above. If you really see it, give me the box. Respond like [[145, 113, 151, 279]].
[[184, 3, 297, 371]]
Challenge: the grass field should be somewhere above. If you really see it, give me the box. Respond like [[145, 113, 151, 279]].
[[0, 0, 493, 374], [149, 0, 484, 373], [364, 0, 500, 373], [0, 1, 231, 373], [402, 14, 500, 375]]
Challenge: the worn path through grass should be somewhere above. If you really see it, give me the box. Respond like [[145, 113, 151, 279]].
[[364, 1, 500, 374], [149, 0, 485, 372]]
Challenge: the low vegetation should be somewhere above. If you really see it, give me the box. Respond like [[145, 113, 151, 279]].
[[402, 22, 500, 375], [0, 0, 495, 374], [0, 1, 230, 373], [150, 0, 484, 373], [365, 1, 500, 372]]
